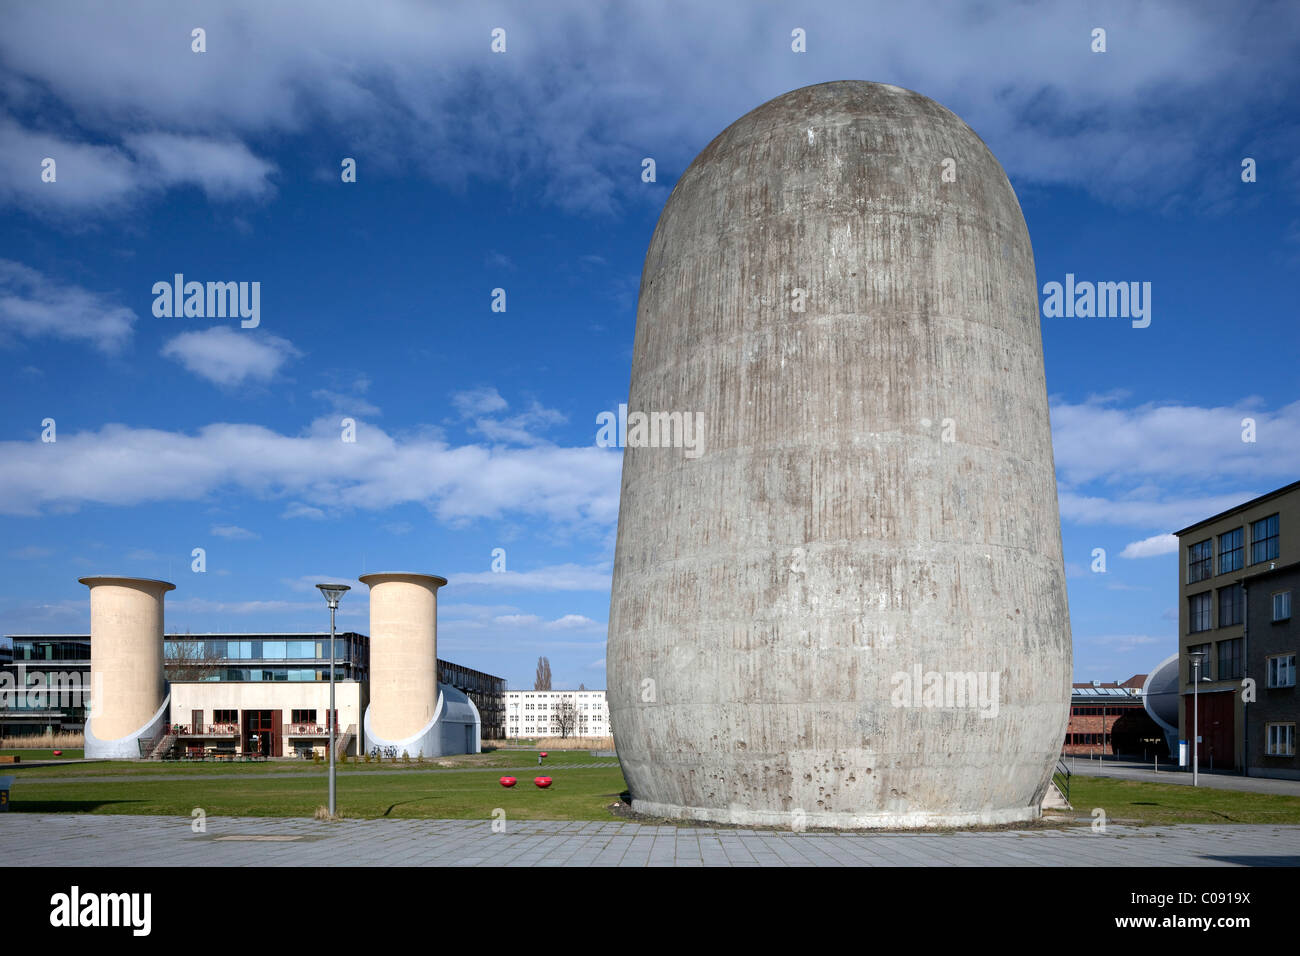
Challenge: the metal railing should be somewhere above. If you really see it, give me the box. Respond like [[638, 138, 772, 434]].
[[286, 724, 329, 735], [174, 723, 238, 736], [1053, 755, 1071, 805]]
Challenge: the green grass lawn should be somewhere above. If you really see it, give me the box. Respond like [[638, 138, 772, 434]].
[[7, 764, 628, 820], [9, 755, 1299, 827], [3, 748, 612, 778], [0, 749, 84, 760], [1056, 777, 1300, 825]]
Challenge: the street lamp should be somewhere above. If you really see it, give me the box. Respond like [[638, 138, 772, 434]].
[[1189, 650, 1209, 787], [316, 583, 350, 816]]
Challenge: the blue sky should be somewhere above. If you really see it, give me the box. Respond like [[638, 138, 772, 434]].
[[1, 1, 1297, 689]]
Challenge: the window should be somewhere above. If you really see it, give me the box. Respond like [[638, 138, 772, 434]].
[[1218, 528, 1243, 575], [1267, 654, 1296, 688], [1275, 590, 1293, 622], [1251, 514, 1279, 565], [292, 709, 316, 724], [1188, 539, 1213, 583], [1266, 724, 1295, 757], [263, 641, 287, 659], [1189, 593, 1212, 633], [1217, 638, 1243, 681], [1218, 584, 1243, 628], [1188, 644, 1211, 680], [213, 709, 237, 723]]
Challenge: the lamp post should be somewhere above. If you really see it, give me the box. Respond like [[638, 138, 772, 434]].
[[316, 583, 350, 816], [1190, 650, 1207, 787]]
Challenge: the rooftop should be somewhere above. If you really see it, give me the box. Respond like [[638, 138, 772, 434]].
[[1174, 479, 1300, 537]]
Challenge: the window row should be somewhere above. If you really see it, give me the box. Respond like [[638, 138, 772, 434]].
[[1187, 513, 1280, 584], [1188, 647, 1294, 687], [1188, 586, 1291, 633]]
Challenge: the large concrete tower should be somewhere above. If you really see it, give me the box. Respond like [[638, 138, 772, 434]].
[[359, 572, 480, 757], [607, 81, 1072, 828], [79, 576, 175, 759]]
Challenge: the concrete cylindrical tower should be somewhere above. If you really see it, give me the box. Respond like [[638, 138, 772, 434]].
[[79, 576, 174, 758], [608, 81, 1072, 828], [359, 573, 446, 742]]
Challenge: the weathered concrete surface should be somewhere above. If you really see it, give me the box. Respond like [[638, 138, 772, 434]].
[[359, 573, 447, 746], [79, 576, 174, 758], [608, 81, 1072, 828]]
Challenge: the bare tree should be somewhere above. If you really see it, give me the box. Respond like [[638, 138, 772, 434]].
[[164, 634, 224, 682], [534, 656, 552, 691], [553, 698, 577, 738]]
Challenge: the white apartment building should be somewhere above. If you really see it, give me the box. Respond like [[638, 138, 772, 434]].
[[504, 689, 610, 739]]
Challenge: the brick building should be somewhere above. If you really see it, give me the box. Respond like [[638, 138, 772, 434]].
[[1063, 675, 1166, 758]]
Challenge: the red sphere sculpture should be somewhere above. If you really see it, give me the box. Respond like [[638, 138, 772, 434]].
[[499, 776, 517, 787], [534, 776, 552, 788]]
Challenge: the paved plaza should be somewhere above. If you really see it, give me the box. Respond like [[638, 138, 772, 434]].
[[3, 815, 1298, 866]]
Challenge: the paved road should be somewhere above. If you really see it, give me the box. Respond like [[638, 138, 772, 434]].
[[9, 763, 621, 785], [3, 815, 1297, 866], [1066, 759, 1300, 797]]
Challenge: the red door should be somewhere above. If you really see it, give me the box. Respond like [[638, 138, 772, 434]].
[[1184, 692, 1235, 769], [270, 710, 283, 757]]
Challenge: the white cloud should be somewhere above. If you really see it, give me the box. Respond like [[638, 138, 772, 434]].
[[448, 563, 613, 592], [1052, 398, 1300, 529], [123, 132, 275, 199], [2, 2, 1292, 216], [313, 388, 381, 417], [494, 614, 541, 627], [0, 259, 137, 352], [452, 387, 508, 418], [1120, 533, 1179, 559], [544, 614, 604, 632], [471, 400, 568, 446], [0, 418, 623, 531], [161, 326, 300, 386], [0, 120, 275, 214], [210, 524, 259, 540], [0, 119, 140, 213], [281, 503, 326, 520]]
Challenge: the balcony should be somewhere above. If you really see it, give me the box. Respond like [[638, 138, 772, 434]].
[[175, 723, 238, 737], [285, 723, 331, 736]]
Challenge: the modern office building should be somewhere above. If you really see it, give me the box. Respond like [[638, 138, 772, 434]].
[[1, 574, 508, 756], [1062, 676, 1166, 758], [504, 689, 610, 739], [1175, 480, 1299, 776]]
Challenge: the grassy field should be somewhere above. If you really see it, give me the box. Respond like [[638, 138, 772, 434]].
[[7, 759, 627, 820], [2, 748, 611, 778], [1054, 776, 1300, 825], [7, 753, 1300, 826], [0, 749, 84, 761]]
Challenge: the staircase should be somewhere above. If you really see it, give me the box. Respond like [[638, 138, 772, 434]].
[[147, 732, 177, 760], [1042, 756, 1072, 810], [334, 724, 355, 759]]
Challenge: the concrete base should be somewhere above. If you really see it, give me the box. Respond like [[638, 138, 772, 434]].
[[362, 683, 480, 758], [629, 798, 1042, 830], [84, 693, 171, 760]]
